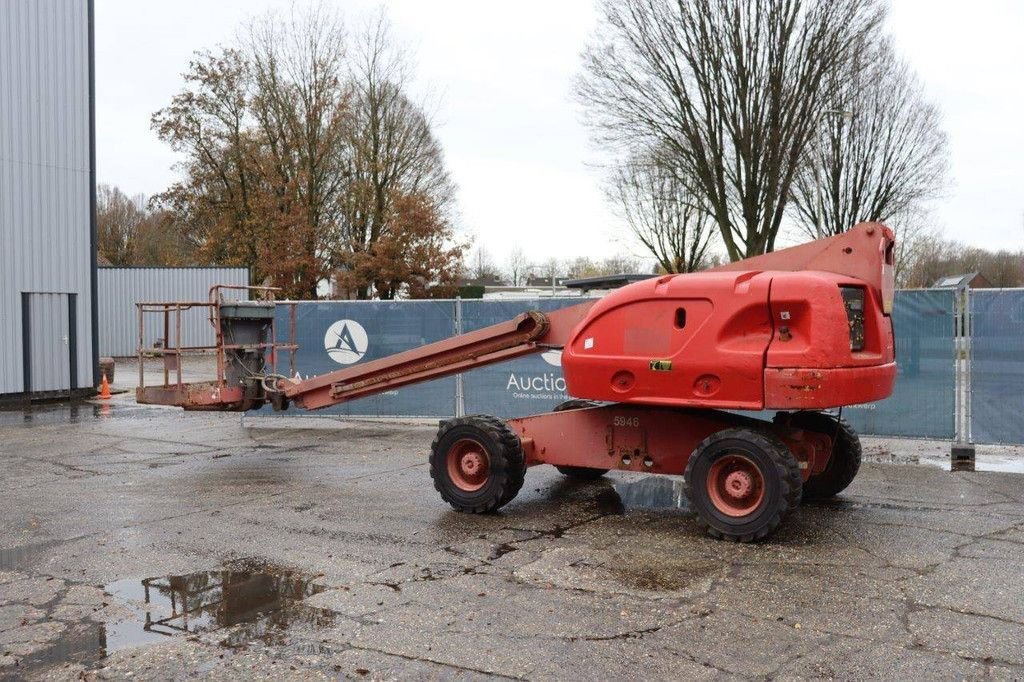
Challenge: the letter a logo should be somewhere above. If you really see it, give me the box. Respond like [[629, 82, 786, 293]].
[[324, 319, 369, 364]]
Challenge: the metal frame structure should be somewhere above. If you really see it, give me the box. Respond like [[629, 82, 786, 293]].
[[950, 284, 975, 469], [136, 285, 297, 410]]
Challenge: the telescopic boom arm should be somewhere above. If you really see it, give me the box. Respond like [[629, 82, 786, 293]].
[[280, 302, 596, 411]]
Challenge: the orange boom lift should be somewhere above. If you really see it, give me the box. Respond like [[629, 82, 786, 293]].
[[138, 223, 896, 541]]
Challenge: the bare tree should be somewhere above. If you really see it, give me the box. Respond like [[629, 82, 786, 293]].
[[886, 209, 942, 287], [505, 246, 529, 286], [563, 257, 590, 279], [790, 38, 949, 238], [607, 150, 714, 273], [243, 5, 351, 295], [898, 233, 1024, 289], [334, 12, 459, 299], [97, 184, 145, 265], [131, 209, 194, 266], [152, 7, 463, 299], [97, 184, 193, 266], [543, 258, 563, 285], [565, 255, 644, 279], [151, 48, 262, 274], [467, 245, 501, 281], [601, 255, 643, 274], [526, 258, 564, 287], [578, 0, 885, 260]]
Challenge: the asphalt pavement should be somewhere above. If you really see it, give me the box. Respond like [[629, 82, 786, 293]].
[[2, 395, 1023, 680]]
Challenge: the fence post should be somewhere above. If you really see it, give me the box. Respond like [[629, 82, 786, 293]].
[[951, 285, 975, 471], [454, 297, 464, 418]]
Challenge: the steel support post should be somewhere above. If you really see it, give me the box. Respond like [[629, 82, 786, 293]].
[[951, 285, 975, 471]]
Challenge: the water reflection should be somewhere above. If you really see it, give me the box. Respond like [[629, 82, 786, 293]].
[[0, 401, 106, 425], [104, 558, 332, 648], [0, 399, 159, 426], [3, 558, 331, 677], [597, 476, 690, 514]]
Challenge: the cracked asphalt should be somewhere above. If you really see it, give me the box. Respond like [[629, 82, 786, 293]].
[[2, 395, 1024, 680]]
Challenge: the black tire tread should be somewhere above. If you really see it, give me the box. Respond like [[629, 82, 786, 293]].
[[683, 427, 802, 542], [782, 412, 861, 499], [429, 415, 526, 513]]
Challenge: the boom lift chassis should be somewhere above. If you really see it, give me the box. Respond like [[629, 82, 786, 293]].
[[138, 225, 896, 541]]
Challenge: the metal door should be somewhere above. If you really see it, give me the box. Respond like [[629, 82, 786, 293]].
[[22, 292, 77, 393]]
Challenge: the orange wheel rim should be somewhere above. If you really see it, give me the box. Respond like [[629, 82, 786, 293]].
[[447, 439, 490, 492], [706, 454, 765, 517]]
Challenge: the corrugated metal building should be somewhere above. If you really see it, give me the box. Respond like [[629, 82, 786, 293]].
[[0, 0, 97, 398], [99, 267, 250, 356]]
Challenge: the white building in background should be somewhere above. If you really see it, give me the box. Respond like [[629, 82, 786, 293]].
[[0, 0, 98, 398]]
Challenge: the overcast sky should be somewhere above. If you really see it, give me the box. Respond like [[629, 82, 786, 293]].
[[95, 0, 1024, 268]]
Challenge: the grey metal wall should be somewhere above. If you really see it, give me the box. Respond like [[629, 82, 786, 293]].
[[98, 268, 250, 356], [0, 0, 95, 395]]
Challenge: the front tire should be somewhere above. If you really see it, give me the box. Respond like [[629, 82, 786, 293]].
[[683, 428, 802, 542], [430, 415, 526, 513], [777, 411, 861, 499]]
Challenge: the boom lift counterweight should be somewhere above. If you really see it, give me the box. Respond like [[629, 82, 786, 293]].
[[138, 223, 897, 541]]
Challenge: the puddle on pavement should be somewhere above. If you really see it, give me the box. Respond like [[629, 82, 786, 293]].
[[974, 458, 1024, 474], [596, 476, 690, 514], [0, 399, 161, 426], [6, 558, 332, 676], [0, 401, 105, 425], [103, 558, 332, 649], [596, 457, 1024, 515], [867, 451, 1024, 474]]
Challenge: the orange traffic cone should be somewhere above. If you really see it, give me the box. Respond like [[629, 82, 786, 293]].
[[99, 373, 111, 400]]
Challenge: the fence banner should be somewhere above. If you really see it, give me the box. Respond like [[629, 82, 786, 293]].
[[840, 289, 956, 439], [255, 291, 968, 441], [460, 298, 592, 418], [970, 290, 1024, 444], [259, 300, 458, 417]]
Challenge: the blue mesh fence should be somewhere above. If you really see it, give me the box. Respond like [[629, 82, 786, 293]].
[[840, 289, 956, 439], [970, 289, 1024, 444], [257, 300, 457, 417], [256, 292, 962, 439]]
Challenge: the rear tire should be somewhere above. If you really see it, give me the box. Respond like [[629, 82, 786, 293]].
[[430, 415, 526, 513], [683, 427, 802, 542], [777, 411, 861, 499], [552, 399, 610, 480]]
